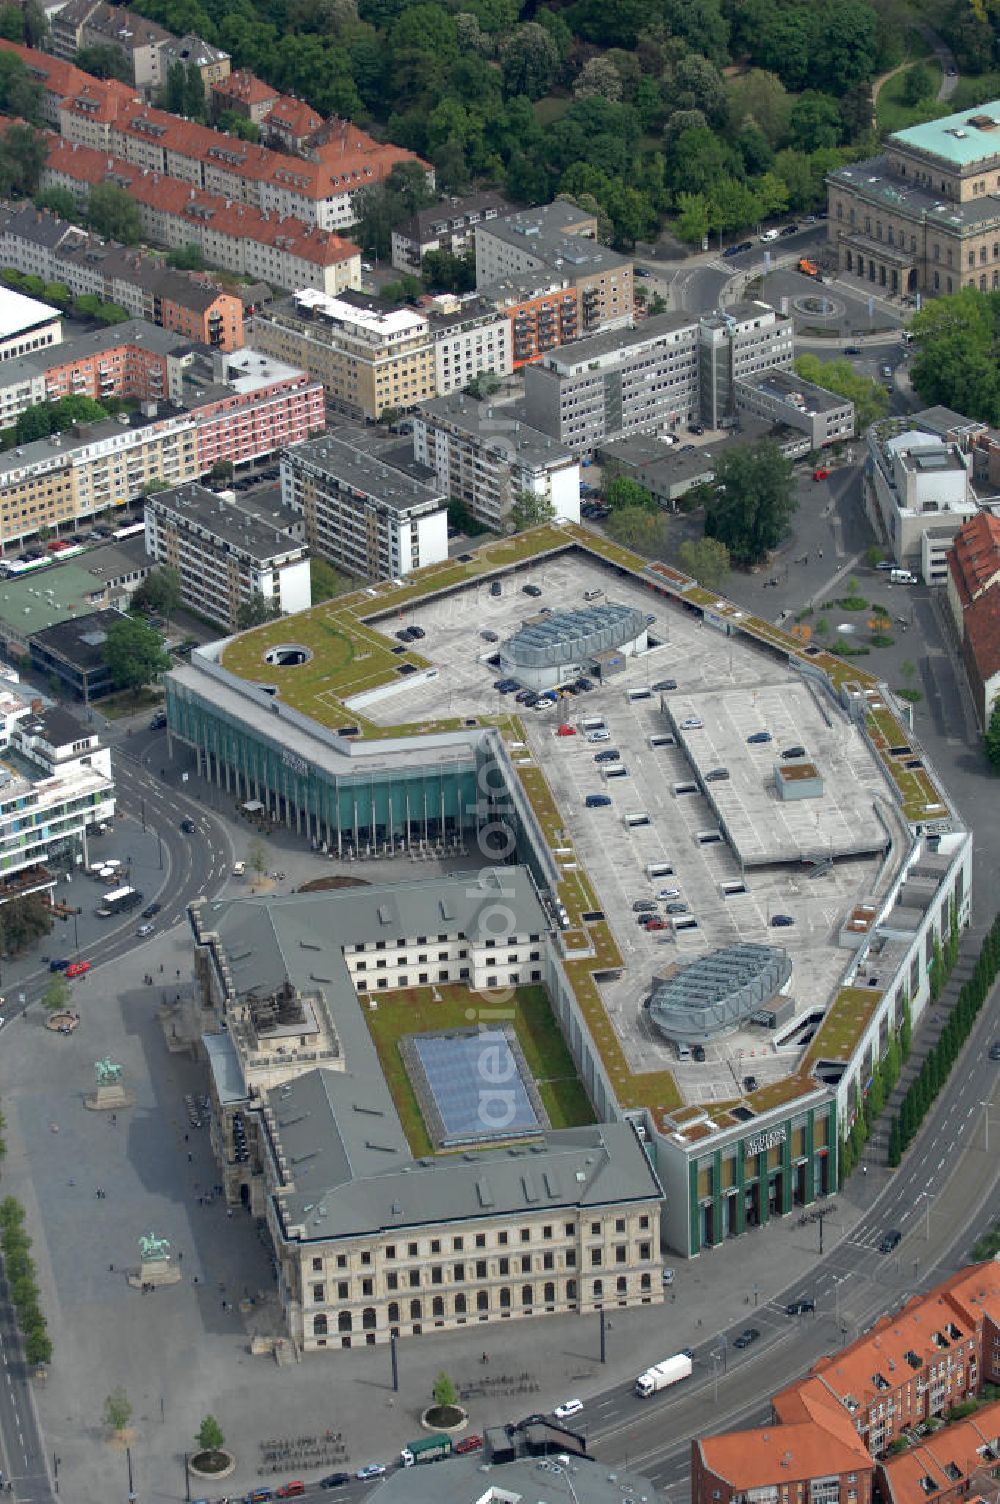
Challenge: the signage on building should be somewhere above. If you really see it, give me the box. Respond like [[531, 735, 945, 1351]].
[[746, 1125, 787, 1157]]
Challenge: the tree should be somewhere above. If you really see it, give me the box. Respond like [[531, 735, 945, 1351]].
[[985, 697, 1000, 770], [726, 68, 789, 146], [33, 187, 79, 222], [41, 975, 71, 1013], [104, 1388, 133, 1433], [704, 440, 797, 566], [511, 489, 555, 532], [422, 248, 476, 294], [675, 191, 710, 246], [793, 354, 882, 430], [605, 505, 668, 554], [24, 1325, 51, 1367], [131, 567, 181, 623], [74, 43, 132, 80], [573, 56, 623, 103], [247, 838, 268, 881], [197, 1415, 225, 1454], [0, 123, 47, 199], [0, 52, 42, 123], [166, 243, 207, 271], [236, 594, 283, 629], [103, 617, 171, 697], [432, 1371, 458, 1408], [210, 459, 235, 481], [909, 289, 1000, 425], [87, 183, 142, 246], [310, 557, 350, 602], [901, 62, 934, 108], [500, 23, 560, 100], [887, 1115, 901, 1168], [606, 475, 655, 512], [678, 537, 730, 591]]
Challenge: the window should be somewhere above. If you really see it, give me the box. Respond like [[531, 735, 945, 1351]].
[[362, 1278, 373, 1296], [590, 1221, 601, 1235], [639, 1215, 649, 1230], [615, 1245, 627, 1264], [593, 1279, 603, 1298], [521, 1285, 533, 1307], [408, 1269, 420, 1288], [566, 1223, 575, 1237], [520, 1228, 530, 1244], [312, 1257, 323, 1272], [499, 1257, 509, 1275], [410, 1299, 421, 1320], [476, 1290, 489, 1312], [337, 1281, 348, 1299], [385, 1245, 396, 1260], [313, 1283, 324, 1301], [431, 1267, 442, 1285], [360, 1251, 371, 1266], [430, 1239, 440, 1254], [387, 1272, 398, 1291], [591, 1249, 602, 1266], [615, 1218, 626, 1233], [565, 1249, 576, 1267], [336, 1254, 347, 1269], [497, 1230, 508, 1246], [452, 1236, 463, 1251], [453, 1263, 465, 1282], [476, 1233, 486, 1248], [543, 1252, 554, 1271], [639, 1241, 651, 1261], [408, 1242, 418, 1256], [475, 1260, 487, 1279]]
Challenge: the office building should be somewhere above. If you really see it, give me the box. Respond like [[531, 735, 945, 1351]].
[[412, 393, 580, 532], [391, 193, 507, 273], [251, 291, 511, 421], [188, 876, 664, 1351], [699, 302, 794, 429], [827, 100, 1000, 298], [29, 608, 124, 701], [733, 368, 855, 449], [144, 480, 310, 631], [0, 204, 245, 350], [476, 203, 634, 342], [0, 701, 114, 901], [864, 419, 977, 579], [0, 552, 148, 658], [692, 1262, 1000, 1504], [0, 285, 62, 364], [524, 313, 700, 450], [280, 426, 448, 580]]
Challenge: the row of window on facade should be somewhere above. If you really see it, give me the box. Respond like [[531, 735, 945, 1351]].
[[311, 1273, 651, 1333], [310, 1240, 652, 1300], [308, 1214, 651, 1268]]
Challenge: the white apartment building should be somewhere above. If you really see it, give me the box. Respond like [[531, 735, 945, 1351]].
[[523, 313, 701, 451], [280, 427, 448, 581], [144, 481, 311, 632], [699, 303, 794, 429], [412, 394, 580, 532], [864, 422, 978, 579], [0, 702, 115, 900], [428, 295, 513, 398]]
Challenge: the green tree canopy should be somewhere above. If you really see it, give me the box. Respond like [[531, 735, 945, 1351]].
[[86, 183, 142, 246], [197, 1415, 225, 1453], [704, 440, 797, 566], [986, 696, 1000, 770], [793, 353, 882, 430], [41, 975, 71, 1013], [678, 536, 730, 590], [104, 1388, 133, 1433], [74, 43, 132, 80], [236, 593, 283, 630], [605, 505, 668, 554], [131, 566, 181, 622], [0, 123, 47, 199], [606, 475, 656, 512], [432, 1371, 458, 1408], [511, 489, 555, 531], [909, 288, 1000, 425], [102, 617, 171, 696]]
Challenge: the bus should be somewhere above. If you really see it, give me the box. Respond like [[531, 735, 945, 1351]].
[[95, 885, 143, 917], [112, 521, 145, 541]]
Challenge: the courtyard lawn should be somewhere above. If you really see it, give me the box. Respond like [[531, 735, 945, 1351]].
[[876, 63, 946, 134], [361, 982, 596, 1157]]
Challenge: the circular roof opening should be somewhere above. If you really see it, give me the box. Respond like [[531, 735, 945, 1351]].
[[263, 644, 313, 668]]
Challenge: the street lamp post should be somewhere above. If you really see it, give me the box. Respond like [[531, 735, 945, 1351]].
[[711, 1350, 721, 1403], [127, 1444, 136, 1503], [917, 1190, 932, 1240]]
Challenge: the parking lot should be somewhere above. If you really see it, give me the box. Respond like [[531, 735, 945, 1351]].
[[365, 555, 888, 1101]]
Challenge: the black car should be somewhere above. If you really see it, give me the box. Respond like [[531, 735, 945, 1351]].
[[734, 1328, 760, 1349], [692, 1044, 706, 1062], [632, 899, 657, 912], [743, 1074, 757, 1092], [321, 1474, 350, 1489], [180, 818, 196, 833], [652, 678, 678, 692], [141, 902, 161, 919], [779, 223, 799, 236], [687, 423, 705, 435], [395, 628, 412, 641], [408, 625, 426, 639], [481, 630, 499, 642], [522, 583, 542, 597], [879, 1230, 902, 1254], [149, 711, 167, 730], [786, 1298, 816, 1315], [594, 749, 620, 763], [782, 745, 806, 759], [665, 902, 688, 914], [990, 1041, 1000, 1060], [490, 581, 502, 597], [771, 914, 795, 927], [844, 344, 862, 355]]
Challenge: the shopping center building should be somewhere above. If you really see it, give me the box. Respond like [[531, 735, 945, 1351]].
[[166, 525, 971, 1263]]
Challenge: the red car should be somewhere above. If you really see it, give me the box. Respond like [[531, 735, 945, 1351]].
[[47, 539, 70, 551], [65, 960, 90, 977], [644, 918, 667, 931], [813, 467, 830, 481], [455, 1436, 483, 1455], [556, 724, 576, 737]]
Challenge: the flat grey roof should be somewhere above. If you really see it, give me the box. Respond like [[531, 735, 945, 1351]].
[[368, 1446, 655, 1504], [148, 481, 304, 562], [830, 154, 1000, 230], [286, 428, 446, 514], [738, 369, 853, 414], [483, 205, 631, 275], [418, 394, 573, 470], [540, 311, 698, 370]]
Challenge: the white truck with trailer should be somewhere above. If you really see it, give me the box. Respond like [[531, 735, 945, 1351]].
[[635, 1352, 693, 1397]]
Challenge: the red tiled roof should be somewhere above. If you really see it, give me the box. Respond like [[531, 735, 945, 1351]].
[[948, 511, 1000, 607], [211, 68, 278, 107], [263, 95, 322, 139], [964, 588, 1000, 683], [0, 37, 95, 97], [43, 135, 361, 268], [879, 1400, 1000, 1504], [698, 1418, 871, 1489]]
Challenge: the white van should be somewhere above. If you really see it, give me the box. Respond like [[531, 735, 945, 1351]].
[[891, 568, 917, 585]]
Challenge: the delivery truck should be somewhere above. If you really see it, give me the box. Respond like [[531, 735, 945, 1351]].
[[400, 1435, 452, 1467], [635, 1352, 693, 1398], [95, 885, 143, 918]]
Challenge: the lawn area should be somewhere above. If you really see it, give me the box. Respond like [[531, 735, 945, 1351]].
[[361, 982, 596, 1157], [950, 72, 1000, 110], [876, 63, 946, 133], [804, 986, 883, 1066]]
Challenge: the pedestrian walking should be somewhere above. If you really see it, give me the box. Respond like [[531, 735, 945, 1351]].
[[187, 1152, 193, 1163]]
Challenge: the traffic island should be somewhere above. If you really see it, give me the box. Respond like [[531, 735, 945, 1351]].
[[188, 1448, 235, 1481]]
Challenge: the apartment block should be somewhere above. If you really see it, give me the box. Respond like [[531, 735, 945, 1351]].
[[42, 136, 361, 295], [733, 368, 855, 449], [0, 346, 324, 545], [475, 202, 634, 341], [280, 426, 447, 580], [157, 33, 231, 91], [144, 480, 310, 630], [692, 1262, 1000, 1504], [392, 193, 507, 273], [0, 285, 62, 363], [483, 278, 581, 370], [210, 68, 280, 126], [827, 100, 1000, 299], [0, 701, 114, 901], [189, 877, 664, 1352], [427, 295, 513, 397], [0, 320, 187, 430], [523, 313, 700, 451], [52, 1, 173, 90], [699, 302, 794, 429], [412, 394, 580, 532]]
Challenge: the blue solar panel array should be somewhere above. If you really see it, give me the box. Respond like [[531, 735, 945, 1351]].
[[411, 1030, 540, 1145]]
